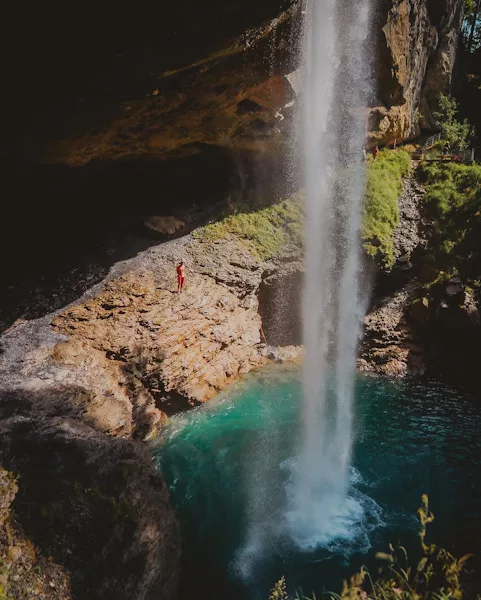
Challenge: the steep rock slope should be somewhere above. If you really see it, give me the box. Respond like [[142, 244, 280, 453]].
[[370, 0, 464, 145], [359, 160, 481, 390], [0, 235, 278, 441]]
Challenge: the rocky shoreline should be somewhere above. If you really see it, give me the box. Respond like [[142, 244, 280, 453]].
[[2, 160, 480, 597], [0, 226, 304, 600], [0, 171, 479, 600]]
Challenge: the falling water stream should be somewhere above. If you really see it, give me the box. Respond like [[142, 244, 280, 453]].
[[152, 0, 480, 597], [289, 0, 372, 547]]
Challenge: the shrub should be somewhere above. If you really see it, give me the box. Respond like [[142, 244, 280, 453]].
[[362, 149, 411, 269], [432, 94, 475, 152], [418, 162, 481, 215], [417, 162, 481, 274]]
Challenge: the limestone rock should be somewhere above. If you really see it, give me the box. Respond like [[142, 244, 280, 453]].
[[370, 0, 464, 146], [0, 468, 17, 527], [392, 175, 427, 270], [359, 283, 426, 377], [260, 345, 303, 363], [0, 234, 273, 437], [52, 256, 266, 408], [9, 0, 463, 165]]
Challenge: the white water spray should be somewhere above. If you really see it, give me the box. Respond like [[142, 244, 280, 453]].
[[287, 0, 373, 548]]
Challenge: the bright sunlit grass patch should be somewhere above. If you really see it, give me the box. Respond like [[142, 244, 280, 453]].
[[194, 192, 304, 260], [362, 149, 411, 269]]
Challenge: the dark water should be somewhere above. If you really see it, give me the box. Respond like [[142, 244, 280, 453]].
[[152, 366, 481, 599]]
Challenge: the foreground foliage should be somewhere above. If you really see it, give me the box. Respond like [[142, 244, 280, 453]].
[[362, 149, 411, 268], [269, 496, 472, 600]]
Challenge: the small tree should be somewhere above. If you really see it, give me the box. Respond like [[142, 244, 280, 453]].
[[432, 94, 475, 152], [464, 0, 481, 51]]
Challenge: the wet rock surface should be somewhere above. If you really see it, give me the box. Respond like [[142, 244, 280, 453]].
[[359, 283, 426, 377], [258, 262, 303, 346], [260, 344, 303, 363]]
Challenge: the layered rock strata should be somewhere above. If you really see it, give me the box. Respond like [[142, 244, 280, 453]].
[[369, 0, 464, 146]]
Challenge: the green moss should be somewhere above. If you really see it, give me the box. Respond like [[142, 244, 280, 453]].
[[194, 150, 412, 268], [194, 192, 304, 260], [362, 149, 411, 268]]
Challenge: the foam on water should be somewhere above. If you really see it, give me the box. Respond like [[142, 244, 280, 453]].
[[284, 462, 383, 552]]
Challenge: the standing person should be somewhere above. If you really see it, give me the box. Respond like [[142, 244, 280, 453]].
[[176, 260, 186, 294], [372, 145, 379, 160]]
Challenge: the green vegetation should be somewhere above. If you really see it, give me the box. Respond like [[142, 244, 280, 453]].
[[432, 94, 475, 152], [362, 149, 411, 269], [417, 162, 481, 279], [419, 161, 481, 215], [270, 496, 471, 600], [194, 193, 304, 260]]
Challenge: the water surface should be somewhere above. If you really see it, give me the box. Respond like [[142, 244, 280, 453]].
[[153, 366, 481, 599]]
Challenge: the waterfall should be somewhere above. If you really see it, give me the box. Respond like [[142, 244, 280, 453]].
[[286, 0, 372, 548]]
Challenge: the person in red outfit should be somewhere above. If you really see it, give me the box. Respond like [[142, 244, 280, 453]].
[[176, 260, 186, 294], [372, 145, 379, 159]]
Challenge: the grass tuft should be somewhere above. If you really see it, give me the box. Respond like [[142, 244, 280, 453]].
[[194, 193, 304, 260], [195, 149, 412, 268]]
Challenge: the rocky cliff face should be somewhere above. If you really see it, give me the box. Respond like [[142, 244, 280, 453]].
[[369, 0, 464, 146], [0, 235, 277, 439], [1, 0, 465, 324], [0, 224, 303, 598], [358, 161, 481, 391], [3, 0, 462, 167]]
